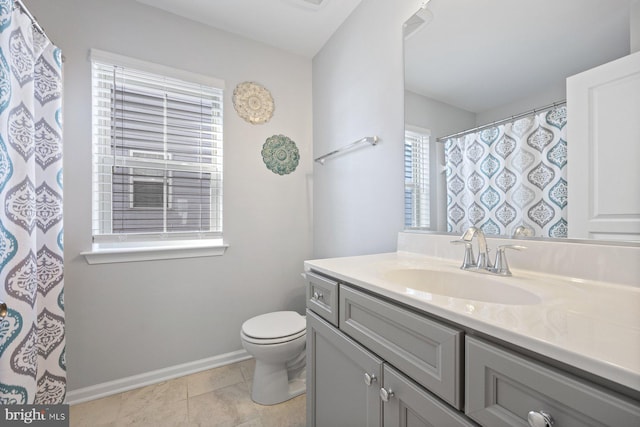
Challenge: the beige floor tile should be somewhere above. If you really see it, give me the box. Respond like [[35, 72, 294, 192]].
[[188, 382, 259, 427], [238, 358, 255, 383], [186, 364, 245, 398], [119, 377, 188, 419], [236, 418, 264, 427], [117, 398, 188, 426], [68, 360, 306, 427], [256, 394, 306, 427], [69, 394, 122, 427]]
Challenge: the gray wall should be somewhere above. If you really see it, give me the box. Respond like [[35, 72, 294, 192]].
[[404, 90, 476, 232], [312, 0, 421, 258], [27, 0, 313, 392]]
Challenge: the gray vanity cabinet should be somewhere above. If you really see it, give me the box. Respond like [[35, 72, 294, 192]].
[[466, 336, 640, 426], [382, 364, 477, 427], [340, 285, 463, 409], [306, 270, 640, 427], [306, 310, 383, 427], [306, 273, 472, 427], [306, 271, 339, 326], [306, 303, 474, 427]]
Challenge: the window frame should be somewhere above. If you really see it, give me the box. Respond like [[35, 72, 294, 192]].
[[127, 150, 173, 210], [83, 49, 227, 264], [404, 126, 432, 231]]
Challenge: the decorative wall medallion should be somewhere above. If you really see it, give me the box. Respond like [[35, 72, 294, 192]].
[[233, 81, 274, 125], [262, 135, 299, 175]]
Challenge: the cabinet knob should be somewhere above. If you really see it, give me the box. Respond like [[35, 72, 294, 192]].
[[0, 301, 7, 320], [313, 291, 324, 301], [379, 388, 394, 402], [527, 410, 554, 427], [364, 373, 377, 386]]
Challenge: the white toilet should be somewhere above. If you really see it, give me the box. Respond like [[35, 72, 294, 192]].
[[240, 311, 306, 405]]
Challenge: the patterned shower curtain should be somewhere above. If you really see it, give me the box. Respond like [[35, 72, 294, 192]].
[[444, 106, 567, 238], [0, 2, 65, 404]]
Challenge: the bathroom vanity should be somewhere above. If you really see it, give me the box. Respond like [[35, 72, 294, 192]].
[[304, 234, 640, 427]]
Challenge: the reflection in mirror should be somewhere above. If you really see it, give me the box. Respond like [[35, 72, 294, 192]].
[[403, 0, 635, 241]]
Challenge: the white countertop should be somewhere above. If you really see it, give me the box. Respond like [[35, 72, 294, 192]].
[[305, 251, 640, 392]]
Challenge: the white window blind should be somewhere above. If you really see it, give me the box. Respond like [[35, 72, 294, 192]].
[[91, 53, 224, 243], [404, 129, 430, 230]]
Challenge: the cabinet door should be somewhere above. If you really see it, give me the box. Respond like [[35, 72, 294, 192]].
[[382, 365, 477, 427], [306, 310, 383, 427], [567, 50, 640, 240]]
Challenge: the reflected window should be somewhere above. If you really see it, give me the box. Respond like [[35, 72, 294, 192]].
[[404, 128, 430, 230]]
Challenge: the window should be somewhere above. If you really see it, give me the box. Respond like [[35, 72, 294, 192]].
[[404, 128, 430, 230], [90, 50, 224, 255]]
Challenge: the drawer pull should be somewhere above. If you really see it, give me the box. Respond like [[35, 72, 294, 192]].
[[527, 410, 554, 427], [379, 387, 394, 402], [364, 373, 377, 386], [313, 291, 324, 301]]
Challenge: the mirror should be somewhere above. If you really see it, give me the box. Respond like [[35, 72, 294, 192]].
[[404, 0, 635, 241]]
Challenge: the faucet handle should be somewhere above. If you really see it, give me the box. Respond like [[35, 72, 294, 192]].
[[513, 225, 534, 238], [492, 245, 526, 276], [450, 240, 476, 269], [498, 244, 527, 251]]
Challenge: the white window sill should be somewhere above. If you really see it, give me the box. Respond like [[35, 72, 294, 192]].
[[81, 240, 228, 264]]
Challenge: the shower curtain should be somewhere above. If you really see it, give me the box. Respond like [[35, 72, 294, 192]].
[[0, 2, 65, 404], [444, 106, 567, 238]]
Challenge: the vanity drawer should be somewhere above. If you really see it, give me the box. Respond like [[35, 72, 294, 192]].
[[340, 285, 463, 409], [466, 336, 640, 427], [306, 271, 339, 326]]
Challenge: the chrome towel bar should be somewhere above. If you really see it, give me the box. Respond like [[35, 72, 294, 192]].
[[314, 136, 379, 164]]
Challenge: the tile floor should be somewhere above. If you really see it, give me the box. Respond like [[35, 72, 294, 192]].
[[69, 359, 306, 427]]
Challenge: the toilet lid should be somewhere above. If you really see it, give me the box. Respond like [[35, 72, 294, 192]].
[[242, 311, 306, 340]]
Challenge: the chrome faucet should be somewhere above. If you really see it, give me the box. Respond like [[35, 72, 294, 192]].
[[458, 226, 492, 269], [451, 227, 526, 276]]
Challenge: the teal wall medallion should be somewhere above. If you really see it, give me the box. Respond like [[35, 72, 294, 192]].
[[262, 135, 300, 175]]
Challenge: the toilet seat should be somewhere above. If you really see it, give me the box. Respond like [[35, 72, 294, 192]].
[[241, 329, 306, 345], [241, 311, 306, 345]]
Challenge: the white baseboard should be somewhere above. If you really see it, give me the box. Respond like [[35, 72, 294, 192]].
[[65, 349, 252, 405]]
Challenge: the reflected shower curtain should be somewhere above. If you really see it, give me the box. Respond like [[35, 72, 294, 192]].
[[0, 3, 65, 403], [444, 107, 567, 238]]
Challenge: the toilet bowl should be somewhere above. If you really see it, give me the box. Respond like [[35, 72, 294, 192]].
[[240, 311, 306, 405]]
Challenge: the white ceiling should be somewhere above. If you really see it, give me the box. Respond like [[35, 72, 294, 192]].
[[135, 0, 363, 58], [404, 0, 633, 113]]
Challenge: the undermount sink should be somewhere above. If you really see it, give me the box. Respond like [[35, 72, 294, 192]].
[[384, 268, 541, 305]]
